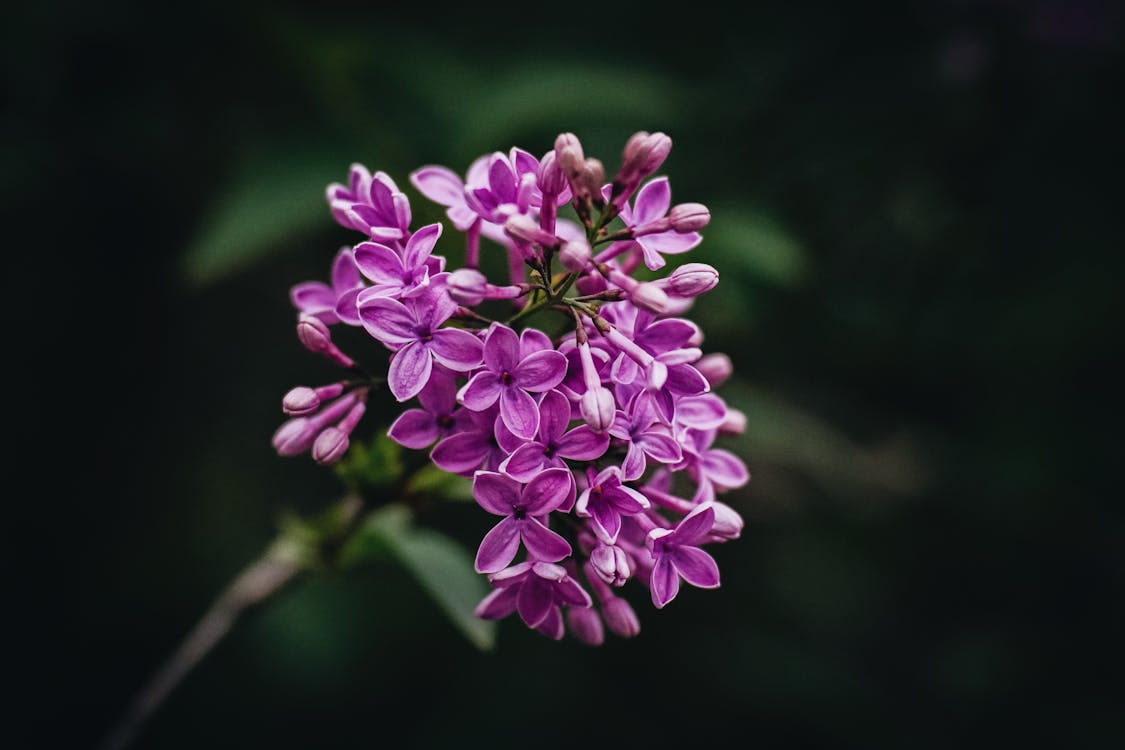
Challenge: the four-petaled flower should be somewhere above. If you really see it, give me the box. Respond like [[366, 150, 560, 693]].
[[474, 561, 593, 640], [387, 367, 468, 449], [289, 247, 364, 326], [575, 466, 651, 544], [472, 469, 575, 574], [647, 503, 721, 608], [612, 177, 701, 270], [609, 390, 683, 481], [498, 389, 609, 482], [354, 222, 446, 300]]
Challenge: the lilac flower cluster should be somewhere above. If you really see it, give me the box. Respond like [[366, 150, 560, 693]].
[[274, 132, 749, 643]]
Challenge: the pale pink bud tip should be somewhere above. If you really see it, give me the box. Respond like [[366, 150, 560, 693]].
[[283, 387, 320, 416], [580, 388, 616, 433], [696, 353, 733, 387], [669, 202, 711, 232], [666, 263, 719, 297], [447, 268, 490, 306], [602, 596, 641, 638], [590, 544, 632, 587], [559, 239, 592, 272], [630, 282, 670, 314], [312, 427, 349, 465], [296, 314, 332, 352]]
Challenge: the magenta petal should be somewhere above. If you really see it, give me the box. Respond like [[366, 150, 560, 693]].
[[474, 586, 519, 620], [519, 328, 553, 358], [488, 155, 517, 204], [410, 165, 465, 207], [590, 501, 622, 543], [358, 295, 416, 346], [638, 239, 668, 271], [498, 443, 546, 483], [458, 371, 503, 411], [430, 433, 489, 475], [514, 350, 568, 392], [639, 318, 697, 351], [334, 287, 363, 326], [516, 577, 553, 628], [431, 328, 484, 371], [472, 471, 522, 515], [522, 467, 575, 514], [533, 606, 565, 640], [639, 432, 682, 463], [387, 409, 440, 449], [702, 449, 750, 488], [331, 247, 361, 291], [484, 323, 520, 373], [417, 367, 457, 414], [666, 363, 709, 396], [555, 426, 610, 461], [554, 576, 593, 608], [621, 442, 648, 482], [387, 341, 432, 401], [353, 241, 404, 285], [403, 222, 442, 268], [520, 518, 572, 562], [675, 394, 727, 430], [493, 417, 524, 454], [610, 485, 650, 514], [290, 281, 336, 312], [475, 516, 521, 574], [500, 386, 540, 440], [669, 546, 721, 589], [537, 389, 571, 443], [650, 556, 681, 609], [673, 504, 716, 546], [410, 283, 458, 330], [632, 177, 671, 225]]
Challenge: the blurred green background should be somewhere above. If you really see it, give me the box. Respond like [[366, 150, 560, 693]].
[[8, 0, 1123, 747]]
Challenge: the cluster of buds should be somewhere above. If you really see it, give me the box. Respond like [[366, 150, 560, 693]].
[[275, 131, 749, 642]]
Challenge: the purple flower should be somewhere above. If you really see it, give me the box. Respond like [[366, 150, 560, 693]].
[[475, 561, 592, 640], [497, 389, 610, 482], [387, 367, 468, 449], [430, 405, 507, 476], [457, 323, 568, 440], [289, 247, 364, 326], [327, 164, 412, 241], [647, 503, 721, 608], [353, 222, 446, 300], [472, 469, 575, 574], [609, 391, 683, 481], [461, 149, 542, 223], [614, 178, 701, 270], [681, 429, 751, 503], [358, 285, 483, 401], [576, 466, 651, 544], [410, 158, 489, 231]]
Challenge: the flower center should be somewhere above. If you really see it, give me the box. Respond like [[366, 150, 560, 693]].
[[512, 505, 527, 520], [438, 414, 454, 429], [500, 371, 512, 385]]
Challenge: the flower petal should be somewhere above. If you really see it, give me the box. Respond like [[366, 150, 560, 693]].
[[410, 165, 465, 207], [675, 394, 727, 430], [458, 371, 502, 411], [554, 575, 593, 608], [519, 328, 554, 359], [516, 576, 553, 628], [701, 448, 750, 489], [638, 432, 683, 463], [403, 222, 442, 268], [555, 425, 610, 461], [417, 366, 458, 415], [474, 586, 519, 620], [430, 433, 489, 475], [472, 470, 522, 515], [669, 546, 721, 589], [387, 340, 432, 401], [665, 363, 709, 396], [483, 323, 521, 374], [498, 442, 546, 483], [649, 556, 681, 609], [514, 350, 568, 392], [537, 389, 571, 443], [290, 281, 336, 315], [357, 294, 416, 346], [533, 605, 565, 640], [387, 409, 440, 449], [632, 177, 671, 225], [331, 247, 362, 291], [609, 484, 651, 514], [621, 441, 647, 482], [475, 516, 521, 574], [488, 154, 517, 204], [637, 318, 697, 352], [500, 385, 539, 440], [522, 467, 575, 514], [431, 328, 484, 371], [590, 499, 622, 544], [672, 503, 716, 546], [519, 518, 572, 563], [353, 241, 405, 285], [334, 287, 363, 326]]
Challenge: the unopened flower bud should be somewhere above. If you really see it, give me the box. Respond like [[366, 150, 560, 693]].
[[581, 158, 605, 201], [665, 263, 719, 297], [590, 544, 632, 587], [283, 387, 320, 416], [696, 353, 733, 387], [271, 418, 316, 457], [669, 202, 710, 232], [621, 131, 672, 181], [630, 282, 670, 314], [719, 408, 747, 435], [555, 133, 585, 179], [566, 606, 605, 646], [447, 268, 490, 306], [602, 596, 641, 638], [580, 387, 616, 433], [537, 150, 568, 198], [709, 501, 745, 540], [312, 426, 349, 465], [505, 214, 559, 247], [296, 314, 332, 353], [559, 238, 592, 272]]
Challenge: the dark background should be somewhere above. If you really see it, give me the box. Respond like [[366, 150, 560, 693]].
[[8, 1, 1123, 747]]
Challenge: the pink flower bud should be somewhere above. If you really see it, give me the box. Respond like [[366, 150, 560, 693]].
[[695, 353, 733, 387], [555, 133, 585, 180], [602, 596, 641, 638], [505, 213, 559, 247], [447, 268, 489, 306], [621, 131, 672, 180], [669, 202, 710, 232], [575, 272, 607, 297], [709, 501, 745, 540], [580, 387, 616, 433], [559, 238, 592, 272], [566, 606, 605, 646], [282, 387, 320, 416], [312, 426, 349, 465], [719, 408, 747, 435], [271, 418, 317, 457], [296, 314, 332, 353], [666, 263, 719, 297], [590, 544, 632, 586], [630, 282, 670, 314], [536, 150, 568, 197], [581, 158, 605, 200]]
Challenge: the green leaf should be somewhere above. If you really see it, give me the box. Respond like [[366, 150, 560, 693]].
[[183, 147, 343, 285], [707, 206, 809, 287], [406, 463, 474, 502], [334, 434, 404, 493], [343, 504, 496, 651]]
